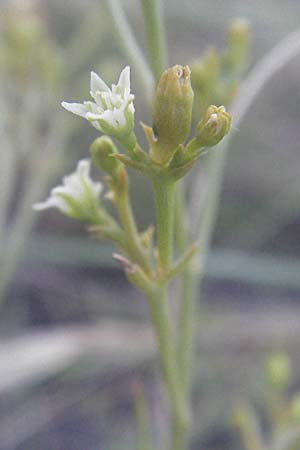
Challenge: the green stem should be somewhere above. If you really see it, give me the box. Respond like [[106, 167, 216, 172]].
[[152, 177, 188, 450], [118, 131, 137, 154], [133, 383, 151, 450], [146, 286, 188, 437], [141, 0, 167, 81], [153, 177, 175, 271], [174, 184, 195, 392], [174, 183, 194, 450], [116, 185, 152, 275], [104, 0, 154, 96], [235, 407, 266, 450]]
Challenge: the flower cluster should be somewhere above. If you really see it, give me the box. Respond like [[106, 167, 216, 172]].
[[62, 67, 135, 140], [35, 65, 231, 221], [33, 159, 102, 223]]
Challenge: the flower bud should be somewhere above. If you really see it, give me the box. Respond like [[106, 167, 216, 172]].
[[33, 160, 104, 224], [265, 353, 291, 390], [151, 65, 194, 164], [223, 18, 250, 76], [228, 18, 250, 49], [195, 105, 231, 147], [191, 49, 220, 115], [90, 136, 121, 177]]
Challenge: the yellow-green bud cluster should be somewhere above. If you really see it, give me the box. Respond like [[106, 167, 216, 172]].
[[151, 65, 194, 164], [196, 105, 231, 147], [191, 18, 250, 116], [1, 8, 61, 86], [223, 18, 250, 76]]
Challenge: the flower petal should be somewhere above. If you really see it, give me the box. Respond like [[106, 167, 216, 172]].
[[61, 102, 87, 118], [117, 66, 130, 91], [33, 195, 68, 213], [86, 112, 104, 121], [90, 71, 110, 97]]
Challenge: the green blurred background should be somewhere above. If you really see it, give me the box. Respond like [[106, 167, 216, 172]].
[[0, 0, 300, 449]]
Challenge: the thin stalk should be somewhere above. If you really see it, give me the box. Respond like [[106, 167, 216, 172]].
[[174, 183, 194, 392], [152, 175, 189, 450], [0, 139, 16, 250], [235, 407, 267, 450], [146, 286, 188, 437], [133, 383, 151, 450], [116, 182, 152, 275], [141, 0, 167, 81], [173, 184, 194, 450], [152, 177, 176, 271], [104, 0, 154, 96]]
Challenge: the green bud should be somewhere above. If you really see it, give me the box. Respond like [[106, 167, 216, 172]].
[[191, 49, 219, 91], [191, 49, 221, 116], [90, 136, 121, 176], [151, 65, 194, 164], [223, 18, 250, 76], [195, 105, 231, 147], [265, 353, 291, 389], [1, 9, 61, 87], [228, 18, 250, 48]]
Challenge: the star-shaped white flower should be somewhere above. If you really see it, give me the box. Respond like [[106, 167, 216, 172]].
[[33, 159, 103, 223], [62, 66, 135, 139]]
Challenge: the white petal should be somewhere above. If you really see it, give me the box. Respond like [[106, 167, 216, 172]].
[[33, 195, 68, 213], [128, 102, 135, 114], [83, 101, 99, 113], [33, 199, 53, 210], [61, 102, 87, 118], [86, 112, 103, 121], [77, 159, 91, 177], [117, 66, 130, 91], [100, 109, 117, 127], [90, 71, 110, 97], [112, 108, 126, 127]]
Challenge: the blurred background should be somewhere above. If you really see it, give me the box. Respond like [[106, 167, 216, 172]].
[[0, 0, 300, 449]]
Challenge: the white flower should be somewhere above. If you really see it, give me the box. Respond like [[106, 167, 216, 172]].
[[33, 159, 103, 222], [62, 66, 135, 138]]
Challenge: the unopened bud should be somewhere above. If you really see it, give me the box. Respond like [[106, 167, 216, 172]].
[[151, 65, 194, 164], [265, 353, 291, 390], [224, 18, 250, 75], [196, 105, 231, 147], [90, 136, 121, 176], [228, 18, 250, 47]]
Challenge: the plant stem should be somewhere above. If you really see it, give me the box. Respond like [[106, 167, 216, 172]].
[[141, 0, 167, 81], [172, 184, 195, 450], [116, 179, 152, 275], [133, 383, 151, 450], [152, 176, 189, 450], [104, 0, 154, 96], [152, 177, 175, 271], [146, 286, 188, 438]]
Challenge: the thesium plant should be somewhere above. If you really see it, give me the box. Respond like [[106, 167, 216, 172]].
[[34, 64, 231, 449], [33, 1, 300, 449]]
